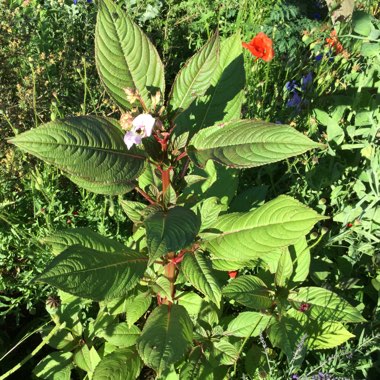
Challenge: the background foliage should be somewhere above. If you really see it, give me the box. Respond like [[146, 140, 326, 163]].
[[0, 0, 379, 378]]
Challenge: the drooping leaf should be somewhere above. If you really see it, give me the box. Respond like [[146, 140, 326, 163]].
[[222, 275, 273, 309], [181, 252, 222, 306], [268, 317, 304, 361], [43, 228, 126, 256], [95, 0, 165, 110], [169, 31, 220, 114], [225, 312, 272, 338], [202, 195, 325, 261], [174, 33, 245, 138], [144, 206, 201, 264], [9, 116, 145, 195], [125, 292, 152, 328], [33, 352, 73, 380], [92, 348, 142, 380], [288, 287, 366, 323], [37, 245, 147, 301], [137, 305, 193, 374], [188, 120, 323, 168], [98, 322, 141, 347]]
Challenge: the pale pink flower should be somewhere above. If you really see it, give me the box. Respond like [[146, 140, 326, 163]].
[[123, 114, 155, 149]]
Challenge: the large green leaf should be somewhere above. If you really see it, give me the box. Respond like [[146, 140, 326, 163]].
[[181, 252, 222, 306], [202, 195, 325, 261], [37, 245, 147, 301], [188, 120, 323, 168], [169, 31, 220, 114], [307, 321, 355, 349], [43, 228, 126, 256], [144, 206, 201, 264], [225, 312, 272, 338], [93, 348, 142, 380], [98, 322, 141, 347], [180, 346, 213, 380], [288, 287, 366, 323], [95, 0, 165, 110], [33, 352, 73, 380], [268, 317, 304, 361], [9, 116, 145, 195], [212, 340, 239, 366], [174, 33, 245, 138], [137, 305, 193, 374], [222, 276, 273, 309]]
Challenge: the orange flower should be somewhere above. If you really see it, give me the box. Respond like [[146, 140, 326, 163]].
[[326, 30, 344, 54], [242, 32, 274, 62]]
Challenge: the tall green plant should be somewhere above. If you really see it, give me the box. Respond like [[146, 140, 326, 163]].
[[3, 1, 366, 378]]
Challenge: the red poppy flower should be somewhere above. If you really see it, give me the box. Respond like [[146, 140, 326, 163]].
[[326, 30, 344, 54], [228, 271, 238, 279], [242, 32, 274, 62]]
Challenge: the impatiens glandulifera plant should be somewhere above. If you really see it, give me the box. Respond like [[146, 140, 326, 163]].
[[4, 1, 366, 379]]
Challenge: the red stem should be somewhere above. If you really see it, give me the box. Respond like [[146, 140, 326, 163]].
[[134, 186, 155, 204]]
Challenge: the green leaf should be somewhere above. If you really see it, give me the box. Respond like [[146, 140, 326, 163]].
[[180, 346, 213, 380], [288, 287, 366, 323], [268, 317, 304, 361], [181, 252, 222, 306], [360, 42, 380, 57], [93, 348, 142, 380], [188, 120, 322, 168], [9, 116, 145, 195], [152, 276, 173, 302], [119, 199, 147, 224], [98, 322, 141, 347], [192, 197, 223, 231], [125, 292, 152, 328], [225, 312, 272, 338], [307, 321, 355, 349], [203, 195, 325, 261], [180, 160, 238, 207], [177, 292, 204, 319], [289, 237, 310, 284], [95, 0, 165, 110], [74, 345, 101, 377], [169, 31, 220, 114], [33, 352, 73, 380], [137, 304, 193, 374], [144, 206, 201, 265], [222, 275, 273, 309], [174, 33, 245, 138], [314, 109, 344, 145], [352, 10, 372, 37], [43, 228, 126, 256], [212, 340, 239, 365], [37, 245, 147, 301], [275, 249, 293, 288]]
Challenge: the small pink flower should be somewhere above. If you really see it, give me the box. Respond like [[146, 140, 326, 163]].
[[123, 114, 155, 150]]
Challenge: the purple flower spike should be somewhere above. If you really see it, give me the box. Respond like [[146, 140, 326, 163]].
[[302, 72, 313, 90], [286, 92, 302, 109], [285, 80, 297, 92]]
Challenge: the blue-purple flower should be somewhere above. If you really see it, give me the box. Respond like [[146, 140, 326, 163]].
[[301, 72, 313, 90], [286, 92, 302, 109]]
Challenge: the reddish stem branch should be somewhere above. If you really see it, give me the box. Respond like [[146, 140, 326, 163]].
[[134, 186, 155, 204]]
